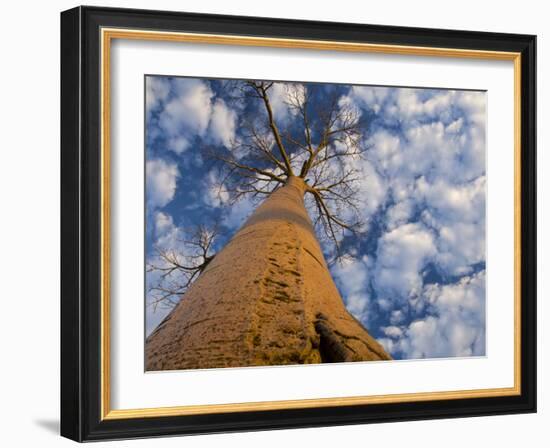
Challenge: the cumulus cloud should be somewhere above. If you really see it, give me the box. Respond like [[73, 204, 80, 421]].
[[147, 77, 238, 154], [154, 211, 173, 235], [331, 256, 374, 325], [166, 136, 190, 155], [374, 223, 436, 304], [382, 326, 403, 338], [146, 77, 170, 114], [146, 159, 179, 209], [210, 99, 237, 147], [381, 271, 486, 359], [386, 199, 415, 231], [417, 176, 486, 275], [268, 82, 292, 123], [160, 79, 213, 135], [352, 158, 388, 221], [157, 79, 213, 153], [334, 85, 486, 359], [348, 86, 486, 180]]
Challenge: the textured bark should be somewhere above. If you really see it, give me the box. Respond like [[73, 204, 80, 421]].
[[146, 176, 391, 370]]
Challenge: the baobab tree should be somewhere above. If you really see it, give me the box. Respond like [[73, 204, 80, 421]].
[[145, 80, 391, 370]]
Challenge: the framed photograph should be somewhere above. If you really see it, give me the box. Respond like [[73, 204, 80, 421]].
[[60, 6, 536, 441]]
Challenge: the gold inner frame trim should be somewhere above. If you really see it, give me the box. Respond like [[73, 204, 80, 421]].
[[100, 27, 522, 421]]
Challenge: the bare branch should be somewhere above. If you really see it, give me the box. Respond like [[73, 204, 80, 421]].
[[299, 92, 364, 179], [247, 81, 294, 175], [147, 224, 220, 311], [211, 152, 286, 184]]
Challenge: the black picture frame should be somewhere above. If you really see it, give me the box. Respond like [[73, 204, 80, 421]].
[[61, 5, 536, 442]]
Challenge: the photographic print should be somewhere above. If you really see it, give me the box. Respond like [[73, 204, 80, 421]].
[[144, 76, 486, 371], [61, 8, 536, 440]]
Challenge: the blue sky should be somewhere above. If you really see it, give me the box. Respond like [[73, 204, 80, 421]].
[[145, 75, 487, 361]]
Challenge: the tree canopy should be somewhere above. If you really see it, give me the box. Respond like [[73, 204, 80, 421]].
[[211, 80, 369, 254]]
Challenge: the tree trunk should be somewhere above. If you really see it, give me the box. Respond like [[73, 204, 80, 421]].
[[146, 176, 391, 370]]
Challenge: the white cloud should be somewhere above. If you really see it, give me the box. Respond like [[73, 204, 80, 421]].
[[436, 222, 485, 276], [422, 176, 485, 222], [268, 82, 292, 123], [154, 211, 173, 235], [333, 256, 369, 297], [457, 91, 487, 126], [378, 337, 395, 354], [396, 89, 453, 119], [367, 130, 402, 177], [354, 158, 388, 220], [392, 271, 486, 358], [209, 99, 237, 147], [149, 78, 238, 154], [146, 159, 179, 209], [159, 79, 213, 138], [350, 87, 485, 129], [338, 86, 487, 337], [331, 256, 373, 323], [348, 87, 486, 182], [146, 77, 170, 114], [382, 325, 403, 338], [374, 223, 436, 302], [389, 310, 405, 325], [153, 211, 182, 251], [386, 199, 415, 231], [347, 85, 390, 114], [153, 211, 179, 244], [420, 176, 486, 275], [166, 136, 190, 154]]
